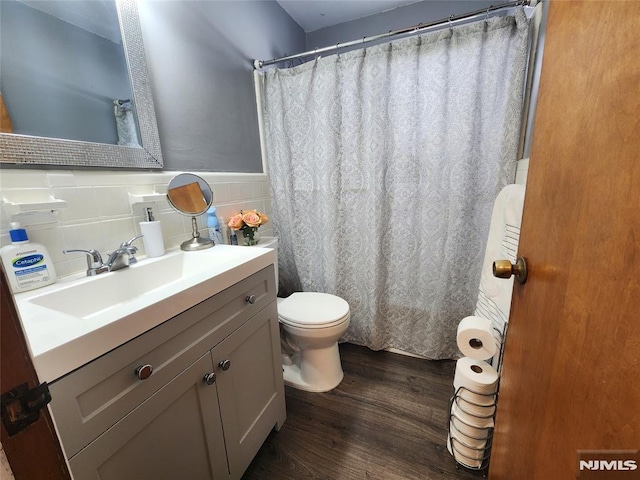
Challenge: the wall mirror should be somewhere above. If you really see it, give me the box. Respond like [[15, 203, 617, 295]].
[[0, 0, 163, 169], [167, 173, 214, 251]]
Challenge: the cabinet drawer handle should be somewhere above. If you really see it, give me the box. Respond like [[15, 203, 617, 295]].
[[245, 294, 256, 304], [135, 364, 153, 380], [219, 359, 231, 371], [203, 372, 216, 385]]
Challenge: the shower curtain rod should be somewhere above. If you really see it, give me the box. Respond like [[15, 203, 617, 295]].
[[254, 0, 531, 69]]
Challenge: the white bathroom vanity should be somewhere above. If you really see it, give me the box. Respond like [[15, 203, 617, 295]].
[[12, 246, 285, 480]]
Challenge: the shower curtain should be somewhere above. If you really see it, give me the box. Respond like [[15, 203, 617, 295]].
[[262, 10, 530, 359]]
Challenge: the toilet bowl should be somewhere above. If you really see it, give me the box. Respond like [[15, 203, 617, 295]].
[[278, 292, 350, 392], [255, 237, 350, 392]]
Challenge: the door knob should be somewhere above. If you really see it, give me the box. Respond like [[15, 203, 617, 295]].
[[493, 257, 528, 284], [219, 359, 231, 371]]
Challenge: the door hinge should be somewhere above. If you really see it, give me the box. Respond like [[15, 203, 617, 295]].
[[1, 382, 52, 436]]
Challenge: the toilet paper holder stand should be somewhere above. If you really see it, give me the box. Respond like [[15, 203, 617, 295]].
[[448, 322, 507, 475]]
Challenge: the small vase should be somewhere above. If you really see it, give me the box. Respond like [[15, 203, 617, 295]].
[[242, 227, 259, 246]]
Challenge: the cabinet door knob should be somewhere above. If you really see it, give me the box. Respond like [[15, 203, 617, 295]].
[[203, 372, 216, 385], [135, 364, 153, 380], [245, 294, 256, 304], [219, 359, 231, 371]]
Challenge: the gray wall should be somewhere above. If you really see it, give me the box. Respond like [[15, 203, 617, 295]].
[[141, 0, 505, 172], [307, 1, 503, 54], [1, 1, 511, 173], [137, 0, 305, 172], [0, 0, 131, 144]]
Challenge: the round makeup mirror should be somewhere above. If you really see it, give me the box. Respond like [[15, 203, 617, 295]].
[[167, 173, 214, 251]]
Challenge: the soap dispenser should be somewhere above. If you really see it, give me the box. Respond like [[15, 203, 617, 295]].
[[0, 222, 57, 293], [139, 207, 165, 258]]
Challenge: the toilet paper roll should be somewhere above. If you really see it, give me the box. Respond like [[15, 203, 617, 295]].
[[451, 401, 494, 435], [449, 430, 485, 469], [449, 421, 488, 450], [454, 357, 499, 392], [456, 396, 496, 421], [453, 357, 499, 408], [456, 316, 496, 361]]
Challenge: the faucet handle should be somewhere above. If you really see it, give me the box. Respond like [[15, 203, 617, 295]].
[[120, 234, 143, 248], [63, 249, 103, 267], [63, 249, 108, 276], [116, 235, 142, 266]]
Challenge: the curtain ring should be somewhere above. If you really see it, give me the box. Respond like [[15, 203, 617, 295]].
[[485, 6, 492, 21], [335, 42, 341, 57], [448, 15, 454, 31], [314, 47, 319, 59]]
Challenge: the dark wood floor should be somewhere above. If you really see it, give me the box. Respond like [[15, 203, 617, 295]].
[[243, 343, 482, 480]]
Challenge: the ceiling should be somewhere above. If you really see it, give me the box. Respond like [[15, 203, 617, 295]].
[[19, 0, 424, 39], [276, 0, 422, 32], [18, 0, 121, 43]]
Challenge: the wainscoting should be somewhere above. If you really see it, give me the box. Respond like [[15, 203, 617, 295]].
[[243, 343, 481, 480]]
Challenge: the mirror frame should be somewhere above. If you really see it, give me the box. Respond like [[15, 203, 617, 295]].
[[0, 0, 163, 169]]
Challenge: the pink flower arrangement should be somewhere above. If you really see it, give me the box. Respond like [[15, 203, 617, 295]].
[[228, 209, 269, 245]]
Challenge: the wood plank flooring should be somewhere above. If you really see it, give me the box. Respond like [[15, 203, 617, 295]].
[[243, 343, 482, 480]]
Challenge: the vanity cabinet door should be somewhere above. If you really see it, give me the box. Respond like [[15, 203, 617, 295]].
[[213, 301, 286, 479], [68, 353, 229, 480]]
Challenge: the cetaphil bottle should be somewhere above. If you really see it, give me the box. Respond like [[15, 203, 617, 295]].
[[0, 222, 57, 293]]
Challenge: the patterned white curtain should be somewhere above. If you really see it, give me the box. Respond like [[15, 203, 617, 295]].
[[263, 10, 530, 359]]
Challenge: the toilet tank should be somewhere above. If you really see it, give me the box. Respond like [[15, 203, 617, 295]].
[[254, 236, 278, 293]]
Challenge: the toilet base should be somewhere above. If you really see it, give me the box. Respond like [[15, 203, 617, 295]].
[[282, 343, 344, 392]]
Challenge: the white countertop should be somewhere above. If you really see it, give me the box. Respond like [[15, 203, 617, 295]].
[[13, 245, 275, 383]]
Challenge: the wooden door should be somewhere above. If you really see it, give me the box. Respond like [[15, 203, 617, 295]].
[[489, 1, 640, 478], [1, 271, 70, 479]]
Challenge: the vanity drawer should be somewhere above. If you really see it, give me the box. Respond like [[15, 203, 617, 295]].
[[49, 265, 275, 459]]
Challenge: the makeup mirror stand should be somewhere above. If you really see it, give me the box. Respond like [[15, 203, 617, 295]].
[[181, 216, 213, 251], [166, 173, 215, 251]]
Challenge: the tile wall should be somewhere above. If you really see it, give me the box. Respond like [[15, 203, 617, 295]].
[[0, 159, 528, 280], [0, 170, 273, 278]]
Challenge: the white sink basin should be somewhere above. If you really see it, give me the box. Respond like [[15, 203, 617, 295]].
[[14, 245, 275, 382], [30, 247, 246, 319]]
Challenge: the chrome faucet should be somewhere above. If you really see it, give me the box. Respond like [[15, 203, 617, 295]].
[[63, 235, 143, 276], [63, 248, 109, 276], [106, 235, 143, 271]]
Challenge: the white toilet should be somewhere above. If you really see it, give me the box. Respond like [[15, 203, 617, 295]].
[[256, 237, 350, 392]]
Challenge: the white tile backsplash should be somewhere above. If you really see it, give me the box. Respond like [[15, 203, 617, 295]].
[[0, 170, 50, 188], [95, 187, 132, 217], [213, 183, 231, 203], [53, 187, 99, 222], [0, 170, 272, 278]]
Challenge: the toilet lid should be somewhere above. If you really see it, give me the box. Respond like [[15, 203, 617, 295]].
[[278, 292, 350, 328]]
